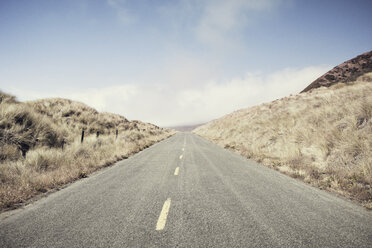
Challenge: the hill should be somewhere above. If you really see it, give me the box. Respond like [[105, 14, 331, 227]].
[[167, 123, 204, 132], [28, 98, 164, 139], [0, 92, 175, 211], [301, 51, 372, 92], [194, 72, 372, 209]]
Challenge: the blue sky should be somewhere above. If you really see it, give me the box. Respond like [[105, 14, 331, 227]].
[[1, 0, 371, 126]]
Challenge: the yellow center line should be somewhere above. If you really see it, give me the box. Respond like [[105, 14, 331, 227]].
[[179, 154, 183, 159], [174, 167, 179, 176], [156, 198, 171, 231]]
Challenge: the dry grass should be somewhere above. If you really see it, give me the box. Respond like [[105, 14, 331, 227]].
[[194, 73, 372, 209], [0, 92, 175, 211]]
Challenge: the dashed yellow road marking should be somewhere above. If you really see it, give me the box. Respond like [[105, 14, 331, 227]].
[[174, 167, 179, 176], [179, 154, 183, 159], [156, 198, 171, 231]]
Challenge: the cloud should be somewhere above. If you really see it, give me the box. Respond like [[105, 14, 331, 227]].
[[172, 65, 330, 124], [107, 0, 135, 25], [195, 0, 284, 49], [155, 0, 287, 51], [10, 65, 330, 127]]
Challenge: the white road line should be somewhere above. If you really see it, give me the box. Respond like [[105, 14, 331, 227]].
[[156, 198, 171, 231], [179, 154, 183, 159], [174, 167, 179, 176]]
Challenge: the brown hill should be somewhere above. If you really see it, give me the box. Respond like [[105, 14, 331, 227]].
[[0, 91, 175, 211], [301, 51, 372, 92], [194, 73, 372, 209]]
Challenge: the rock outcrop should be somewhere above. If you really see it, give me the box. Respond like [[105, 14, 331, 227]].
[[301, 51, 372, 92]]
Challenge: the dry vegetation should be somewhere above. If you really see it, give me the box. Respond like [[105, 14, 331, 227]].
[[0, 93, 175, 211], [194, 73, 372, 209]]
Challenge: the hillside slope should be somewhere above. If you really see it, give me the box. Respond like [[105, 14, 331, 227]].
[[0, 92, 175, 210], [301, 51, 372, 92], [28, 98, 165, 142], [194, 73, 372, 208]]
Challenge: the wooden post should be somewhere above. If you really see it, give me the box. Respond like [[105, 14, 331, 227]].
[[116, 129, 118, 139], [81, 129, 85, 143], [62, 139, 66, 151], [96, 131, 100, 138]]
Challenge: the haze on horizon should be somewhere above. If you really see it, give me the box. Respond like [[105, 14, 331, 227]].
[[1, 0, 371, 127]]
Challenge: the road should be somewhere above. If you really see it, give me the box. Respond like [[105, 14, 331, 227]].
[[0, 133, 371, 247]]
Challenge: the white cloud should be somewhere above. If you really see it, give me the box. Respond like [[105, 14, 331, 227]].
[[172, 65, 330, 124], [195, 0, 283, 49], [107, 0, 135, 25], [10, 65, 330, 127]]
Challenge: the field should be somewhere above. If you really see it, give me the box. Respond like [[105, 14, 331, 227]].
[[194, 73, 372, 209], [0, 93, 175, 210]]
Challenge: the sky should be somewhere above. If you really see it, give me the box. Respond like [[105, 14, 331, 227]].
[[0, 0, 371, 126]]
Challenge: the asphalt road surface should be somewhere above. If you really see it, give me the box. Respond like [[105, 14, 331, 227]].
[[1, 133, 371, 247]]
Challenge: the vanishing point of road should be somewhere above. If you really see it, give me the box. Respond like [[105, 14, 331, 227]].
[[0, 133, 371, 247]]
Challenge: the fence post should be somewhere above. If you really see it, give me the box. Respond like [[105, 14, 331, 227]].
[[81, 129, 85, 143], [62, 139, 65, 151], [96, 131, 100, 138], [116, 129, 118, 139]]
